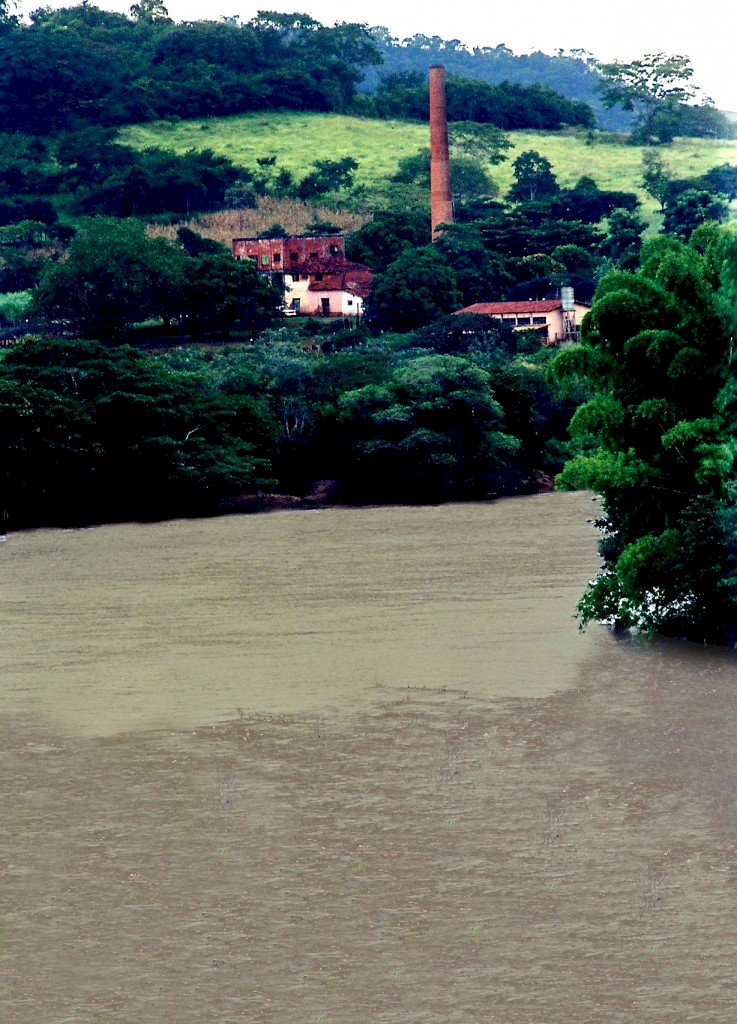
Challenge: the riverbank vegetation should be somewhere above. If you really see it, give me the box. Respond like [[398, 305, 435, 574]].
[[553, 224, 737, 644], [0, 321, 586, 528]]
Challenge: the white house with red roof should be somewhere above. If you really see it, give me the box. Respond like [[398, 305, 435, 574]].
[[232, 233, 372, 318], [455, 297, 590, 345], [289, 261, 373, 318]]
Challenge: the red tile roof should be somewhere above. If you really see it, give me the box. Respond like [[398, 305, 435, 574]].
[[288, 257, 359, 275], [307, 265, 373, 299], [456, 300, 566, 315]]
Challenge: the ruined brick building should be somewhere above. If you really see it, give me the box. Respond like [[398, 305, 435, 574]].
[[232, 234, 373, 317]]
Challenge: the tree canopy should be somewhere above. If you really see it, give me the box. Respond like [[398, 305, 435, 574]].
[[553, 227, 737, 643], [597, 53, 698, 143], [336, 354, 520, 502], [368, 247, 461, 331], [31, 219, 278, 337], [0, 336, 277, 526], [0, 6, 382, 133]]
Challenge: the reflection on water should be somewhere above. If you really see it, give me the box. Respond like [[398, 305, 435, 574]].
[[2, 492, 607, 735]]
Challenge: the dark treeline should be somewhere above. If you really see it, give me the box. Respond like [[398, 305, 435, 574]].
[[0, 130, 245, 226], [1, 4, 729, 145], [371, 72, 594, 130], [0, 4, 596, 134], [0, 5, 382, 132], [362, 30, 735, 138], [362, 29, 616, 125], [0, 325, 586, 529]]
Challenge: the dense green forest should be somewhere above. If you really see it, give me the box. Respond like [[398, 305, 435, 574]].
[[2, 4, 731, 136], [363, 31, 734, 139], [0, 5, 598, 133], [362, 31, 614, 123], [0, 323, 585, 526]]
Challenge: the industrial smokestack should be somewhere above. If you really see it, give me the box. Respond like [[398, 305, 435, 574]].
[[429, 64, 454, 240]]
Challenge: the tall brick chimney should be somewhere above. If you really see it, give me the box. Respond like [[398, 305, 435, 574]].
[[429, 64, 453, 240]]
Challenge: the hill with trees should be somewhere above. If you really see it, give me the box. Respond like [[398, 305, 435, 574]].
[[0, 5, 382, 132], [362, 31, 735, 138], [120, 113, 737, 218], [0, 4, 599, 134]]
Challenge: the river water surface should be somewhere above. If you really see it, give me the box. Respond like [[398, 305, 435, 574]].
[[4, 492, 737, 1023], [3, 491, 605, 734]]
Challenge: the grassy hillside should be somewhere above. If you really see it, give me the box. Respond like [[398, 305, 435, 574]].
[[121, 113, 429, 189], [499, 131, 737, 201], [121, 111, 737, 218]]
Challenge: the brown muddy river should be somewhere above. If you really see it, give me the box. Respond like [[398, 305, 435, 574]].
[[4, 492, 737, 1023], [2, 492, 604, 735]]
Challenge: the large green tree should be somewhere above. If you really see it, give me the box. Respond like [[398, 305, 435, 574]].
[[183, 251, 278, 336], [663, 188, 729, 240], [0, 336, 276, 527], [336, 354, 520, 502], [508, 150, 559, 204], [553, 229, 737, 642], [32, 219, 277, 338], [597, 53, 698, 143], [347, 210, 429, 272], [32, 218, 186, 337], [641, 150, 673, 211], [368, 247, 462, 331], [433, 224, 512, 305], [598, 208, 647, 269]]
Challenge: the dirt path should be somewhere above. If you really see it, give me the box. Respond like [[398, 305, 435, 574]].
[[3, 634, 737, 1023]]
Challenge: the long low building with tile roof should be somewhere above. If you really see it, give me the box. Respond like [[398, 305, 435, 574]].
[[455, 297, 590, 344]]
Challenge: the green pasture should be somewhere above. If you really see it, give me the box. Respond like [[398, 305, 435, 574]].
[[120, 112, 737, 217], [120, 113, 428, 188], [501, 131, 737, 197]]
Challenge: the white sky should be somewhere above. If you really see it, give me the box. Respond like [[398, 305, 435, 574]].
[[20, 0, 737, 110]]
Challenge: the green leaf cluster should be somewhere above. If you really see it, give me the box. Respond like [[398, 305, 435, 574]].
[[336, 354, 520, 502], [554, 226, 737, 642]]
